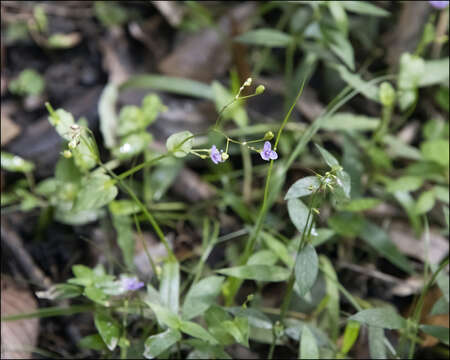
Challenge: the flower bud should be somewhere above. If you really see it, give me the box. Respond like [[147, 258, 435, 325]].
[[63, 150, 72, 158], [68, 140, 77, 149], [264, 131, 274, 140], [221, 152, 229, 161], [244, 77, 252, 87], [255, 85, 265, 95], [379, 82, 396, 107]]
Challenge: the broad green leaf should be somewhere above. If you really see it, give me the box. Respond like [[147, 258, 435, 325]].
[[166, 131, 194, 158], [384, 135, 423, 161], [285, 176, 321, 200], [179, 320, 218, 345], [205, 306, 235, 345], [147, 302, 180, 329], [120, 74, 213, 99], [248, 250, 278, 266], [340, 321, 360, 355], [227, 307, 273, 330], [397, 53, 425, 110], [315, 144, 339, 168], [48, 108, 75, 141], [72, 134, 97, 171], [287, 198, 311, 234], [386, 176, 424, 193], [420, 325, 450, 345], [112, 132, 153, 160], [310, 228, 335, 247], [1, 152, 35, 173], [182, 276, 224, 320], [431, 297, 449, 315], [341, 1, 390, 16], [328, 1, 348, 35], [84, 286, 108, 306], [336, 65, 379, 102], [73, 173, 118, 212], [295, 244, 319, 297], [212, 81, 248, 127], [109, 200, 140, 216], [216, 265, 290, 282], [143, 328, 181, 359], [79, 334, 108, 351], [141, 94, 165, 126], [234, 28, 293, 47], [349, 308, 406, 329], [262, 232, 294, 267], [72, 264, 93, 279], [414, 190, 436, 214], [117, 105, 144, 136], [320, 256, 340, 341], [9, 68, 45, 96], [368, 326, 386, 359], [285, 319, 332, 348], [148, 156, 184, 201], [359, 221, 413, 273], [94, 312, 120, 351], [112, 215, 135, 270], [223, 317, 249, 347], [421, 139, 450, 166], [160, 260, 180, 314], [322, 113, 380, 131], [419, 58, 450, 87], [300, 325, 319, 359], [98, 83, 118, 148], [340, 198, 382, 212]]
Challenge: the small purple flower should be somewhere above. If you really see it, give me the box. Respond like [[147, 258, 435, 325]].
[[210, 145, 223, 164], [121, 276, 144, 291], [260, 141, 278, 161], [429, 1, 449, 9]]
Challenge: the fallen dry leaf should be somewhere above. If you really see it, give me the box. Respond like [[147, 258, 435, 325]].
[[1, 103, 21, 146], [1, 274, 39, 359]]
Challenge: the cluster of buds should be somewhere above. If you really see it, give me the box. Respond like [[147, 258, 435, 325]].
[[62, 124, 82, 158]]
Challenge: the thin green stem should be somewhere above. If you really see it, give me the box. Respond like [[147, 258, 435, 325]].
[[116, 154, 167, 181]]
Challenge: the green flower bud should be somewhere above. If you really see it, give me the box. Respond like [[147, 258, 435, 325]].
[[63, 150, 72, 158], [255, 84, 265, 95], [68, 140, 77, 149], [264, 131, 274, 140], [221, 152, 229, 161], [379, 82, 396, 107]]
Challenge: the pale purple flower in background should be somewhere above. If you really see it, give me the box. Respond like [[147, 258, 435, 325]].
[[429, 1, 449, 9], [121, 276, 144, 291], [210, 145, 223, 164], [260, 141, 278, 161]]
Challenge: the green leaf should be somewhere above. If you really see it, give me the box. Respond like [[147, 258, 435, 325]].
[[285, 176, 321, 200], [336, 65, 379, 102], [94, 312, 120, 351], [386, 176, 424, 193], [295, 244, 319, 297], [340, 321, 360, 355], [160, 260, 180, 314], [72, 264, 93, 279], [223, 317, 249, 347], [419, 58, 449, 87], [117, 105, 144, 136], [48, 108, 75, 141], [35, 284, 82, 300], [320, 255, 340, 341], [109, 200, 140, 216], [84, 286, 108, 306], [262, 232, 294, 267], [349, 308, 406, 329], [94, 1, 128, 27], [248, 250, 278, 266], [179, 320, 218, 345], [315, 144, 340, 168], [47, 33, 81, 49], [326, 30, 355, 70], [328, 212, 364, 237], [205, 306, 235, 345], [397, 53, 425, 111], [79, 334, 108, 351], [72, 133, 97, 171], [147, 302, 180, 329], [9, 68, 45, 96], [73, 173, 118, 212], [322, 113, 380, 131], [216, 265, 290, 282], [120, 74, 213, 99], [431, 263, 449, 302], [166, 131, 194, 158], [328, 1, 348, 35], [98, 84, 118, 148], [182, 276, 224, 320], [368, 326, 386, 359], [141, 94, 165, 125], [112, 215, 135, 270], [1, 152, 35, 173], [359, 221, 413, 273], [234, 29, 293, 47], [414, 190, 436, 215], [212, 81, 248, 127], [340, 198, 382, 212], [431, 297, 449, 316], [420, 325, 450, 345], [384, 135, 423, 161], [421, 139, 449, 166], [143, 328, 181, 359], [341, 1, 390, 16], [112, 132, 153, 160], [300, 325, 319, 359], [287, 198, 311, 234]]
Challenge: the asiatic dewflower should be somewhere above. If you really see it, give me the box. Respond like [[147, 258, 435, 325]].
[[210, 145, 223, 164], [260, 141, 278, 161], [429, 1, 449, 9], [121, 276, 144, 291]]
